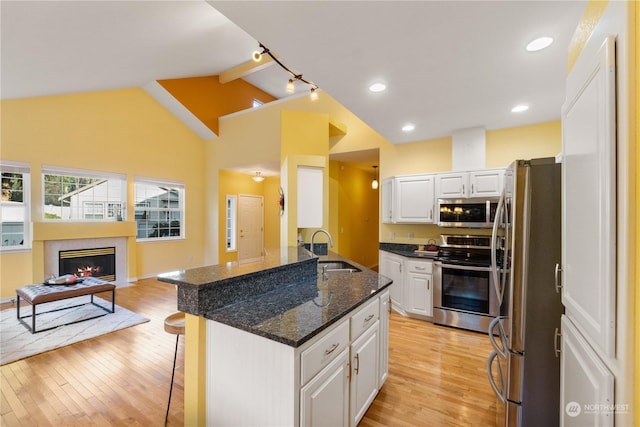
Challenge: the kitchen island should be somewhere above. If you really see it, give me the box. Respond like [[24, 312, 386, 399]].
[[158, 246, 392, 427]]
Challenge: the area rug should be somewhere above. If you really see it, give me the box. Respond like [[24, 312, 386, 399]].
[[0, 296, 149, 365]]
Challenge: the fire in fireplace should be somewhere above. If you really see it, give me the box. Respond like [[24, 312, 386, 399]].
[[59, 247, 116, 282]]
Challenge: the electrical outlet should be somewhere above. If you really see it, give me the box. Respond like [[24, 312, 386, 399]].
[[408, 232, 414, 240], [390, 232, 395, 240]]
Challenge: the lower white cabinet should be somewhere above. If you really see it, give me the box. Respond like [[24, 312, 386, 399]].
[[405, 259, 433, 317], [379, 250, 404, 311], [378, 290, 390, 386], [350, 321, 379, 426], [301, 348, 350, 427], [379, 250, 433, 319]]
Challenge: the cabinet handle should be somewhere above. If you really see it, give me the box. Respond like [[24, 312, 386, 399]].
[[554, 328, 561, 358], [554, 264, 562, 294], [324, 343, 339, 355], [462, 184, 465, 195], [471, 184, 474, 194], [364, 314, 374, 323], [415, 266, 426, 270], [354, 353, 360, 375], [427, 278, 430, 291], [430, 208, 433, 218]]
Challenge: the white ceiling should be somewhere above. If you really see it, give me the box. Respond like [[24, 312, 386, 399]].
[[2, 0, 586, 148]]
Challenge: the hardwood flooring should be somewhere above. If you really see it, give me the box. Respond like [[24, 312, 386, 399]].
[[1, 278, 497, 426]]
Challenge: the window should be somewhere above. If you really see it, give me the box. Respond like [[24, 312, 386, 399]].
[[226, 195, 237, 251], [42, 167, 125, 221], [134, 179, 184, 240], [1, 161, 30, 251]]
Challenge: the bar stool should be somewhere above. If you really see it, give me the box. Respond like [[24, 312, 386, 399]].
[[164, 312, 185, 427]]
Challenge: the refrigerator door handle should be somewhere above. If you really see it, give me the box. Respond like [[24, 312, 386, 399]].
[[487, 351, 506, 403], [554, 327, 562, 358], [491, 192, 506, 303], [554, 263, 562, 294], [488, 316, 507, 358]]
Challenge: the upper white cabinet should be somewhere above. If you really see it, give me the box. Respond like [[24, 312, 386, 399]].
[[297, 166, 323, 228], [381, 178, 394, 224], [393, 174, 435, 223], [435, 169, 504, 199]]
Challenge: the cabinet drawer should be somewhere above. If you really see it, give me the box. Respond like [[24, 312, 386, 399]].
[[350, 298, 379, 341], [301, 320, 350, 385], [406, 259, 432, 274]]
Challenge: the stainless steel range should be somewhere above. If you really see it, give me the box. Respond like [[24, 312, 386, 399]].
[[433, 234, 503, 333]]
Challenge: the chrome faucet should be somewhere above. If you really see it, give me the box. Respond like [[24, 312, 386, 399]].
[[310, 229, 334, 256]]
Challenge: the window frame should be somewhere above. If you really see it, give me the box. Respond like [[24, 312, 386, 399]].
[[1, 161, 31, 252], [41, 166, 126, 222], [134, 178, 185, 242]]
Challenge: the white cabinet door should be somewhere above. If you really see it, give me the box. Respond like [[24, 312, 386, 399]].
[[393, 174, 435, 223], [300, 348, 350, 427], [350, 321, 379, 427], [435, 172, 467, 198], [561, 36, 616, 358], [378, 290, 390, 387], [405, 272, 432, 317], [379, 251, 404, 311], [381, 178, 394, 223], [469, 169, 503, 197], [560, 316, 614, 427], [298, 166, 323, 228]]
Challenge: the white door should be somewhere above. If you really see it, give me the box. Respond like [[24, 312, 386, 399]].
[[238, 194, 264, 263], [561, 36, 616, 358], [300, 349, 349, 427], [394, 175, 435, 223], [405, 272, 432, 317], [350, 322, 379, 427], [560, 316, 614, 427]]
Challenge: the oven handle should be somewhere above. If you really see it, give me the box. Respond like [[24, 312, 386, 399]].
[[491, 191, 506, 303], [438, 263, 493, 273]]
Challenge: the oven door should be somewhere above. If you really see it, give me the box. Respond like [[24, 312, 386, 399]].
[[433, 262, 501, 331]]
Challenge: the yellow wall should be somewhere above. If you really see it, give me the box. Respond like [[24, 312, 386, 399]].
[[217, 169, 280, 264], [379, 121, 562, 245], [486, 121, 561, 167], [331, 161, 379, 269], [0, 88, 207, 298]]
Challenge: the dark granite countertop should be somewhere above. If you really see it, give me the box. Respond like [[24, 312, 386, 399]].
[[379, 242, 438, 260], [158, 247, 392, 348]]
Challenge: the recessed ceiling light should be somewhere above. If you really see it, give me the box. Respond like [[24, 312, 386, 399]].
[[526, 36, 553, 52], [402, 123, 415, 132], [369, 82, 387, 93], [511, 105, 529, 113]]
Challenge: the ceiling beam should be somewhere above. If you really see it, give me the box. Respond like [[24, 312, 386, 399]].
[[219, 56, 275, 84]]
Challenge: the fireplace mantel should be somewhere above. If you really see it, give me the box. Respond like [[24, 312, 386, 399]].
[[33, 221, 137, 285]]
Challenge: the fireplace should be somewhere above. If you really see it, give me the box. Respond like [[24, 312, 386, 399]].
[[59, 247, 116, 282]]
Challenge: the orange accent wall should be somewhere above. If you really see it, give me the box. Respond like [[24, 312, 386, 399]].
[[157, 75, 277, 135]]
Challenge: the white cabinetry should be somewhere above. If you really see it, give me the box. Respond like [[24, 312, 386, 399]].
[[393, 174, 435, 223], [301, 349, 350, 427], [381, 178, 394, 224], [350, 320, 379, 426], [378, 290, 390, 386], [560, 316, 614, 427], [405, 259, 433, 317], [435, 169, 504, 198], [379, 250, 433, 319], [298, 166, 323, 228], [379, 251, 404, 312]]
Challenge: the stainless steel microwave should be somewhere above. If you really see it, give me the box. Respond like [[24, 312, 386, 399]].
[[437, 197, 500, 228]]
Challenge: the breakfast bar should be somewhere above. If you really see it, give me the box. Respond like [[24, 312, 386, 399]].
[[158, 246, 392, 426]]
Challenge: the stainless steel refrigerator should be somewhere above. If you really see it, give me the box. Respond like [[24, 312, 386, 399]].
[[487, 158, 563, 427]]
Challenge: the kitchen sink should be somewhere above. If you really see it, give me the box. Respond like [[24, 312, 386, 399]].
[[318, 260, 362, 273]]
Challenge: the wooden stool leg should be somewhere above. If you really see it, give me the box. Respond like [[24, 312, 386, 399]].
[[165, 333, 180, 426]]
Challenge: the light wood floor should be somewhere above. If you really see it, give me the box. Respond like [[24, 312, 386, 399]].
[[1, 278, 497, 426]]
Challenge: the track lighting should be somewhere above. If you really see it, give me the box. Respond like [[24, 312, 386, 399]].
[[253, 42, 319, 100], [252, 172, 265, 182]]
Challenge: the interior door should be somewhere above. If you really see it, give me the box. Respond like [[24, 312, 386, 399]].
[[238, 194, 264, 263], [561, 35, 616, 358]]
